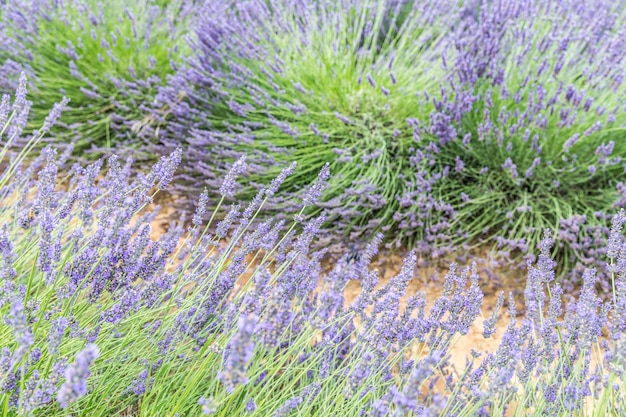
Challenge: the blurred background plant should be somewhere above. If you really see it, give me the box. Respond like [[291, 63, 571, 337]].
[[2, 0, 625, 291], [0, 0, 196, 157]]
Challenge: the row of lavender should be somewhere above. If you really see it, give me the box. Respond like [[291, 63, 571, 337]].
[[149, 0, 626, 290], [2, 0, 626, 290], [1, 77, 626, 416]]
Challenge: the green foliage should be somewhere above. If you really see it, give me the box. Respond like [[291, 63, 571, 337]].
[[0, 0, 192, 154]]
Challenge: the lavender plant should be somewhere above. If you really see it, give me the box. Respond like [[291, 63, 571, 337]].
[[150, 0, 461, 249], [0, 0, 194, 156], [428, 0, 626, 284], [1, 75, 626, 417]]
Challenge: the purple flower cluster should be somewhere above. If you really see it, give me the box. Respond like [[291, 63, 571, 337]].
[[0, 77, 199, 413], [148, 0, 460, 250], [218, 314, 258, 393], [0, 128, 625, 416]]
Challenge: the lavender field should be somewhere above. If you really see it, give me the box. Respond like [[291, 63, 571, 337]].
[[1, 0, 625, 416]]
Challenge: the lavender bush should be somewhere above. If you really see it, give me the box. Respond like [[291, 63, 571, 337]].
[[150, 0, 459, 248], [0, 0, 195, 156], [1, 77, 626, 416], [429, 0, 626, 286]]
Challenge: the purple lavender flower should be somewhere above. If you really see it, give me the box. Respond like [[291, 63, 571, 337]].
[[366, 73, 377, 88], [47, 318, 69, 356], [215, 204, 242, 239], [302, 163, 330, 207], [245, 398, 256, 413], [5, 297, 34, 365], [273, 396, 303, 417], [346, 352, 374, 396], [607, 210, 625, 260], [0, 224, 17, 281], [192, 188, 210, 229], [218, 314, 258, 393], [266, 162, 296, 197], [455, 156, 464, 173], [334, 111, 352, 125], [0, 94, 10, 131], [129, 369, 154, 396], [219, 155, 247, 198], [36, 97, 70, 136], [56, 344, 99, 409], [101, 289, 141, 324], [149, 148, 182, 190], [4, 72, 30, 139], [483, 291, 504, 338]]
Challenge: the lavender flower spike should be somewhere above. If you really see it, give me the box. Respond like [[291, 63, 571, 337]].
[[0, 94, 10, 132], [266, 162, 296, 197], [607, 210, 625, 260], [37, 97, 70, 136], [57, 344, 100, 409], [302, 163, 330, 207], [218, 314, 257, 393], [219, 155, 247, 198], [150, 148, 183, 190]]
